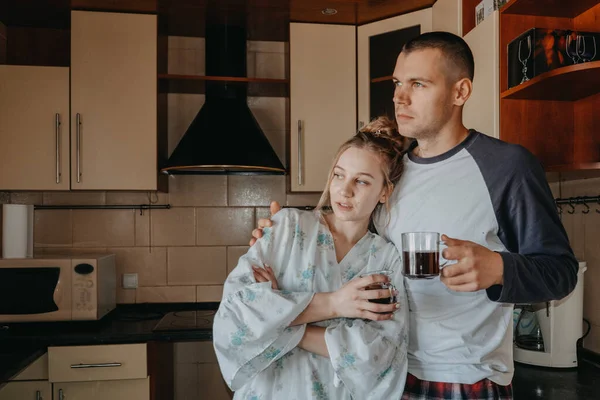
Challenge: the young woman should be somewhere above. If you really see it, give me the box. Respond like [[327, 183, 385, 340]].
[[213, 117, 408, 399]]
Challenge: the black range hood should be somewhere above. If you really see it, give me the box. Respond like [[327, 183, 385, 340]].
[[161, 23, 285, 175]]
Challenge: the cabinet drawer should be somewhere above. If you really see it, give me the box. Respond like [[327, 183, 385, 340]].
[[48, 343, 147, 383]]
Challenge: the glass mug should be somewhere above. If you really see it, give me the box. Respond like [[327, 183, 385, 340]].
[[359, 270, 397, 311], [402, 232, 448, 279]]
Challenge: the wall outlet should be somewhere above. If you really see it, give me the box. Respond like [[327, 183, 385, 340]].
[[122, 273, 138, 289]]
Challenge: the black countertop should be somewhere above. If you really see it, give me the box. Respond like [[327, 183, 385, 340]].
[[513, 358, 600, 400], [1, 303, 600, 399], [0, 303, 217, 384]]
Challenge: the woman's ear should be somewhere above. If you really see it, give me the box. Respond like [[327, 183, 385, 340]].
[[379, 184, 393, 204]]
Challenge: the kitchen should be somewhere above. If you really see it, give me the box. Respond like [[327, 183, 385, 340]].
[[0, 0, 599, 399]]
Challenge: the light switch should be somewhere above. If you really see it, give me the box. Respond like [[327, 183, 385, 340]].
[[122, 273, 138, 289]]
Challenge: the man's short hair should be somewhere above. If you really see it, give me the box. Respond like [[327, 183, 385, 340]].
[[402, 31, 475, 82]]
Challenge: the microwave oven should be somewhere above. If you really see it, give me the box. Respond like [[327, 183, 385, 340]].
[[0, 254, 116, 322]]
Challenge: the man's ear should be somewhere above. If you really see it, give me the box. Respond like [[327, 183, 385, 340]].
[[454, 78, 472, 106]]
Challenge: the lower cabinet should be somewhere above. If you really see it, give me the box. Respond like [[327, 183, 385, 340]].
[[0, 381, 52, 400], [49, 343, 149, 400], [174, 341, 232, 400], [53, 377, 150, 400]]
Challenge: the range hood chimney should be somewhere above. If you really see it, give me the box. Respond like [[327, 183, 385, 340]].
[[161, 18, 285, 175]]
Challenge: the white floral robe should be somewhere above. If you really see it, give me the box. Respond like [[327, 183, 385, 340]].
[[213, 208, 409, 400]]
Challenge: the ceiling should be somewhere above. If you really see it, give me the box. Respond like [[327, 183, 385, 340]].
[[0, 0, 436, 41]]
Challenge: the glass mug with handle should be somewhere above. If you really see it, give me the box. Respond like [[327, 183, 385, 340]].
[[402, 232, 449, 279], [359, 270, 397, 313]]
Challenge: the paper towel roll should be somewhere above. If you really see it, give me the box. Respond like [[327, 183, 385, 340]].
[[2, 204, 34, 258]]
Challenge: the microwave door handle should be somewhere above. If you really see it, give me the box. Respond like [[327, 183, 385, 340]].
[[71, 362, 122, 369]]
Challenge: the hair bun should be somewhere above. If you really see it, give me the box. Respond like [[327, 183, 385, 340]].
[[359, 116, 408, 151]]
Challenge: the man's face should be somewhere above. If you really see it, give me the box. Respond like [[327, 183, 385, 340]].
[[392, 48, 457, 140]]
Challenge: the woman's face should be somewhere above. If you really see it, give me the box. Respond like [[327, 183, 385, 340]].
[[329, 147, 388, 224]]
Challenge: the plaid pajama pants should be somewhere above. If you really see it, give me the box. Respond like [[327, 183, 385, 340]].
[[401, 373, 513, 400]]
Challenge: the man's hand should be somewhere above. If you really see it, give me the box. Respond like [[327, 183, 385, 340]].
[[249, 201, 281, 246], [440, 234, 504, 292]]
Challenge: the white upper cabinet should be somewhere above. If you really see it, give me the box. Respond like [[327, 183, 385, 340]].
[[290, 23, 357, 192]]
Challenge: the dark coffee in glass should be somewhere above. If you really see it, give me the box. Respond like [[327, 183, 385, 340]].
[[401, 232, 447, 279], [360, 270, 396, 312]]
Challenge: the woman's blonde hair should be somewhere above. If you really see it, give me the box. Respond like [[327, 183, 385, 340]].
[[316, 116, 406, 225]]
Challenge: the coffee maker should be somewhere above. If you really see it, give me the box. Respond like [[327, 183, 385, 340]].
[[513, 261, 587, 368]]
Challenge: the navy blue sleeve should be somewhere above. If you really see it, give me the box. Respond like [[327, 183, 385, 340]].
[[469, 135, 578, 304]]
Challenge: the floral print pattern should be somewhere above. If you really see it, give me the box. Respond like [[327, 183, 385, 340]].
[[213, 208, 408, 400]]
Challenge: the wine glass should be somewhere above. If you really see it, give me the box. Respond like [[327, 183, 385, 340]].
[[566, 33, 580, 64], [577, 34, 597, 62], [518, 35, 532, 84]]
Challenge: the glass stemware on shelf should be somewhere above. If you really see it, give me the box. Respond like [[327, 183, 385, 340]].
[[577, 34, 597, 62], [567, 33, 597, 64], [518, 35, 532, 84], [566, 33, 580, 64]]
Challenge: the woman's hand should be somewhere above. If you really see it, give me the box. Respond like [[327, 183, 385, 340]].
[[331, 274, 400, 321], [252, 265, 279, 290]]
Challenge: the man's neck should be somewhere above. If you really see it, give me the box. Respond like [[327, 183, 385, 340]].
[[414, 125, 470, 158]]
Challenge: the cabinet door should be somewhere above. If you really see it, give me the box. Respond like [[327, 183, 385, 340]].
[[174, 342, 232, 400], [0, 66, 70, 190], [0, 381, 52, 400], [290, 23, 356, 192], [357, 9, 432, 127], [54, 377, 149, 400], [70, 11, 157, 190], [432, 0, 462, 35], [463, 11, 499, 139]]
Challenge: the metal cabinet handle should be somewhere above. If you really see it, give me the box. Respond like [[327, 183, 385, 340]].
[[58, 389, 64, 400], [297, 120, 303, 186], [76, 113, 81, 183], [55, 113, 61, 184], [70, 362, 122, 369], [36, 390, 41, 400]]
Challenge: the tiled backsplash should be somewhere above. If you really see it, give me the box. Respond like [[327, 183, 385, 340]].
[[549, 176, 600, 354], [2, 177, 320, 304]]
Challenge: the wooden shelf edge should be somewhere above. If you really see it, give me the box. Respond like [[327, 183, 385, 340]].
[[500, 0, 531, 15], [501, 0, 600, 17], [157, 74, 289, 84], [500, 60, 600, 100], [546, 163, 600, 172]]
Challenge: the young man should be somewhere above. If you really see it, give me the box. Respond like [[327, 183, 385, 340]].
[[250, 32, 578, 399]]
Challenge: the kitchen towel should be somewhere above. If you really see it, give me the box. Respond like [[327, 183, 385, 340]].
[[1, 204, 34, 258]]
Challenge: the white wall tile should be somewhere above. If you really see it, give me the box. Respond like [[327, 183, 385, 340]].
[[247, 97, 288, 131], [167, 94, 206, 156], [168, 36, 205, 75], [248, 41, 287, 53]]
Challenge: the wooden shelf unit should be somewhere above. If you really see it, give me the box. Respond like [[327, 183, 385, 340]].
[[501, 60, 600, 101], [499, 0, 600, 171], [462, 0, 484, 36]]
